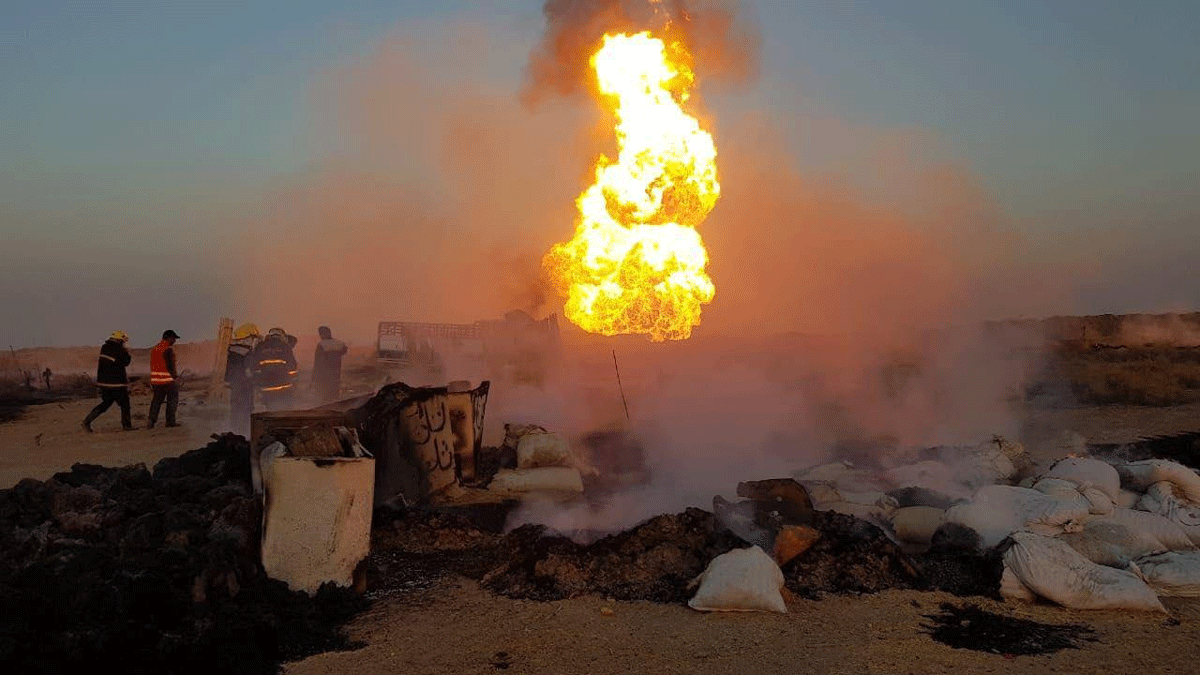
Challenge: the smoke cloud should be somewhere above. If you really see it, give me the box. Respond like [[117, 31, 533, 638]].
[[236, 14, 1155, 535]]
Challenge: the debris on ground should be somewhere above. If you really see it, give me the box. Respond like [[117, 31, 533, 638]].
[[0, 434, 365, 674], [923, 603, 1097, 655], [479, 508, 742, 602], [782, 510, 920, 598]]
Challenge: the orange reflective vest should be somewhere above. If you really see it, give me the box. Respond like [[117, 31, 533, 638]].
[[150, 340, 175, 385]]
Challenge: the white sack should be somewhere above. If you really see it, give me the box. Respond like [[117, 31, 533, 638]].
[[1000, 565, 1038, 602], [1134, 550, 1200, 597], [516, 432, 574, 469], [944, 485, 1090, 549], [1116, 489, 1141, 509], [1046, 457, 1121, 501], [1105, 508, 1196, 552], [689, 547, 787, 613], [794, 461, 852, 483], [1136, 481, 1200, 530], [1118, 460, 1200, 502], [892, 506, 945, 546], [800, 481, 842, 507], [884, 461, 971, 501], [803, 482, 896, 521], [1002, 532, 1165, 612], [1059, 517, 1168, 568], [1032, 477, 1113, 516], [938, 442, 1017, 490], [488, 467, 583, 495]]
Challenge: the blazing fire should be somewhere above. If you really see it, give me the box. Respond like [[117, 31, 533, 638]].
[[544, 32, 719, 342]]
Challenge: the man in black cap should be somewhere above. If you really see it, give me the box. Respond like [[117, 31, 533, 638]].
[[148, 329, 181, 428]]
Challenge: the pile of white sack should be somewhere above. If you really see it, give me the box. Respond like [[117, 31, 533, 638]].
[[794, 438, 1200, 612], [487, 428, 587, 496]]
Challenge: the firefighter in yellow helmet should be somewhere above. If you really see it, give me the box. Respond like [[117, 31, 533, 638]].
[[82, 330, 133, 432], [251, 327, 298, 411], [224, 323, 260, 434]]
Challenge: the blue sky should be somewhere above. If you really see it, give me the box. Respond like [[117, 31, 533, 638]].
[[1, 1, 1197, 346]]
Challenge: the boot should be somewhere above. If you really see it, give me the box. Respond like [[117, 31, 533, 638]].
[[81, 420, 93, 433]]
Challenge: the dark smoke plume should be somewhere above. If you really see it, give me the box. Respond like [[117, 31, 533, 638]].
[[522, 0, 761, 105]]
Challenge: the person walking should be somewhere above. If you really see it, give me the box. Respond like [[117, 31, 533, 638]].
[[312, 325, 348, 404], [82, 331, 133, 432], [148, 329, 181, 428], [225, 322, 260, 435]]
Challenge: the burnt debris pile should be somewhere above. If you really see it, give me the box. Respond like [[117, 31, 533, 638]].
[[0, 434, 363, 675], [479, 508, 743, 602], [365, 483, 1004, 604], [782, 509, 920, 597]]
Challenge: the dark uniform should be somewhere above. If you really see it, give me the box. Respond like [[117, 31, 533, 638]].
[[225, 339, 256, 434], [252, 332, 298, 411], [83, 337, 132, 431]]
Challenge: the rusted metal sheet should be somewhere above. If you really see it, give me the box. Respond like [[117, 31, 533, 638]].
[[350, 381, 490, 505]]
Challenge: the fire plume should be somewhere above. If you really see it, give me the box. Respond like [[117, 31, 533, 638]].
[[544, 32, 718, 342]]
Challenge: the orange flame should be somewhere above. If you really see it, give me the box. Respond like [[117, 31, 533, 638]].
[[544, 32, 718, 342]]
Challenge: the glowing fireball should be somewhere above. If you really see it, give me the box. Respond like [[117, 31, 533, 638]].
[[544, 32, 718, 342]]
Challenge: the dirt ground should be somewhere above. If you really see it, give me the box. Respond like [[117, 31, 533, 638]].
[[286, 582, 1198, 675], [4, 395, 1200, 673], [0, 390, 228, 488]]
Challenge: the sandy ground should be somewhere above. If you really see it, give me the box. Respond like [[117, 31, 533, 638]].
[[0, 390, 228, 488], [4, 395, 1200, 672], [286, 583, 1199, 675]]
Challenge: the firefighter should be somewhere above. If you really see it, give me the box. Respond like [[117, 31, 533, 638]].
[[82, 331, 133, 432], [225, 322, 260, 434], [252, 327, 298, 410], [311, 325, 348, 404], [147, 329, 181, 428]]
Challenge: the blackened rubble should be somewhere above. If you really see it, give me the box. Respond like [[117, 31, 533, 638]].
[[923, 603, 1097, 655], [479, 508, 743, 602], [0, 434, 364, 675]]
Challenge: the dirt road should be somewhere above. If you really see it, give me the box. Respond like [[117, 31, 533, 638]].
[[0, 391, 227, 488]]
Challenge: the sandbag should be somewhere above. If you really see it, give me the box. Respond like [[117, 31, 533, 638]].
[[944, 485, 1090, 549], [1116, 489, 1141, 509], [1134, 550, 1200, 597], [938, 441, 1017, 489], [688, 547, 787, 613], [1032, 477, 1113, 516], [516, 432, 574, 469], [1046, 457, 1121, 501], [1059, 517, 1168, 568], [1105, 507, 1196, 552], [1002, 532, 1165, 612], [884, 461, 971, 501], [1136, 481, 1200, 530], [804, 482, 897, 521], [794, 461, 852, 483], [892, 506, 945, 546], [1118, 459, 1200, 502], [1000, 565, 1038, 602], [487, 467, 583, 495]]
